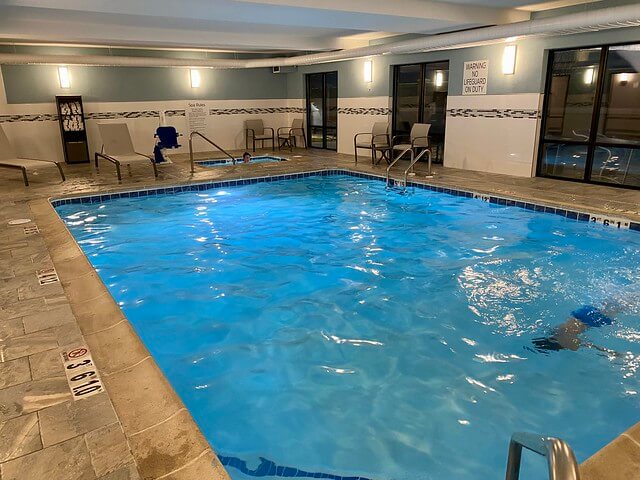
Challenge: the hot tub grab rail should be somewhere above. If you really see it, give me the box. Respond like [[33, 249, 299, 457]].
[[189, 131, 236, 173]]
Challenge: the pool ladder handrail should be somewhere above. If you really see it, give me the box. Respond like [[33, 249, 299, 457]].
[[403, 147, 431, 186], [189, 131, 236, 173], [385, 135, 432, 187], [505, 432, 581, 480]]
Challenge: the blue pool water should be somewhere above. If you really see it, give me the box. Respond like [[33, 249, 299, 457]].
[[198, 156, 285, 167], [56, 174, 640, 480]]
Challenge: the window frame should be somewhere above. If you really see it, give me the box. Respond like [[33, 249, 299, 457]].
[[537, 42, 640, 190]]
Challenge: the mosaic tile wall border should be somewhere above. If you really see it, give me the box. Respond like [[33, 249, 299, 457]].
[[447, 108, 540, 119], [0, 106, 397, 123]]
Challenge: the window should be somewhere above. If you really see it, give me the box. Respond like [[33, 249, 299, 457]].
[[539, 44, 640, 188], [392, 61, 449, 161]]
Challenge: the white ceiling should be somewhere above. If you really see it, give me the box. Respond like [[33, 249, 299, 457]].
[[0, 0, 605, 53]]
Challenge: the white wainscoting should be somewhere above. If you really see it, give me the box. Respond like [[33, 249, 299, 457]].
[[444, 94, 543, 178]]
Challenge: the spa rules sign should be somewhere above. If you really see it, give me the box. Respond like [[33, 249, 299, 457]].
[[463, 60, 488, 95]]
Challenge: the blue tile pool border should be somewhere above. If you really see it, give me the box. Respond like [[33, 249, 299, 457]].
[[50, 168, 640, 232]]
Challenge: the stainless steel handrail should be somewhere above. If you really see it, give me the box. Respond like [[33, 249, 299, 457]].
[[403, 148, 432, 185], [505, 432, 581, 480], [386, 146, 412, 186], [189, 131, 236, 173]]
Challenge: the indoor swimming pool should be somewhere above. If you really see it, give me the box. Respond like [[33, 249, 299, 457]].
[[197, 156, 285, 167], [55, 172, 640, 480]]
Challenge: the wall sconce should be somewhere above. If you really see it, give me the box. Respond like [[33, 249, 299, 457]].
[[190, 69, 201, 88], [58, 66, 71, 89], [435, 71, 444, 87], [364, 60, 373, 83], [619, 73, 630, 84], [584, 67, 595, 85], [502, 45, 517, 75]]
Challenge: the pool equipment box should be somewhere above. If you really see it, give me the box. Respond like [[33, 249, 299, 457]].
[[56, 95, 90, 164]]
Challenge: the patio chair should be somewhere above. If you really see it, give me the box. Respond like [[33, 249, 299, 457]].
[[245, 119, 275, 152], [0, 125, 65, 186], [387, 123, 432, 182], [353, 122, 390, 164], [277, 119, 307, 151], [95, 123, 157, 182]]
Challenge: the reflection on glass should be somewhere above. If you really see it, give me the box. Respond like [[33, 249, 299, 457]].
[[540, 143, 587, 179], [590, 146, 640, 186], [597, 45, 640, 145], [543, 48, 602, 141], [423, 62, 449, 138], [326, 72, 338, 130], [306, 72, 338, 150], [393, 64, 421, 136]]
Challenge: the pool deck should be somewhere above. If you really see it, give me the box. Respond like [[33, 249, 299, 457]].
[[0, 148, 639, 480]]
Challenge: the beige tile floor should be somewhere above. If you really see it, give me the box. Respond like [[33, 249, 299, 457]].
[[1, 148, 639, 480]]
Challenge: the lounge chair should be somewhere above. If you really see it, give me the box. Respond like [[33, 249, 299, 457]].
[[245, 120, 275, 152], [353, 122, 391, 164], [95, 123, 157, 181], [0, 125, 65, 186], [277, 119, 307, 150]]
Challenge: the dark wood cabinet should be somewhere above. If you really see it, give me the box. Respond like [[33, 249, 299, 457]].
[[56, 95, 90, 164]]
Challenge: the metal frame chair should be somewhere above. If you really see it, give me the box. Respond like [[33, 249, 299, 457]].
[[0, 125, 65, 186], [277, 118, 307, 151], [245, 119, 275, 152], [353, 122, 390, 164], [95, 123, 157, 182]]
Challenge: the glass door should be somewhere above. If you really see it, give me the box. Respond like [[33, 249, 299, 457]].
[[392, 61, 449, 161], [306, 72, 338, 150]]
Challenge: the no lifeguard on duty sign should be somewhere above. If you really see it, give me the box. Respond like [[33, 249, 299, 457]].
[[463, 60, 489, 95]]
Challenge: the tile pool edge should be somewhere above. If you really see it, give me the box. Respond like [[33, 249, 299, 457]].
[[28, 197, 231, 480], [40, 169, 640, 478], [49, 168, 640, 232]]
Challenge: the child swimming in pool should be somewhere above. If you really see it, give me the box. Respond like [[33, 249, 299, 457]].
[[531, 299, 627, 353], [242, 152, 251, 163]]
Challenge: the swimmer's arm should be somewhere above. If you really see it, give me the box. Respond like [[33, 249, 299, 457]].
[[582, 341, 624, 358]]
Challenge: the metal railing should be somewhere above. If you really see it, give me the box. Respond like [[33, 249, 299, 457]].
[[403, 148, 432, 185], [386, 146, 412, 186], [189, 131, 236, 173], [505, 432, 581, 480]]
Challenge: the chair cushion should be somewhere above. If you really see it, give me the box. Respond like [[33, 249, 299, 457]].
[[0, 158, 59, 169], [111, 154, 152, 165], [393, 144, 412, 150], [252, 134, 273, 140]]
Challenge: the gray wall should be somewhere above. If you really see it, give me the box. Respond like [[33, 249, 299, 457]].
[[4, 25, 640, 104], [285, 26, 640, 99], [2, 65, 288, 103]]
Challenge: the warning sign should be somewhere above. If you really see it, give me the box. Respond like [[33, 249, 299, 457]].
[[463, 60, 489, 95]]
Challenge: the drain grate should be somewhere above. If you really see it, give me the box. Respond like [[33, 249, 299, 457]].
[[23, 224, 40, 235], [36, 268, 59, 285]]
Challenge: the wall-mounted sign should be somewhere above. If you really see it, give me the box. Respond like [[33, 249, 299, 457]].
[[186, 101, 208, 133], [463, 60, 489, 95]]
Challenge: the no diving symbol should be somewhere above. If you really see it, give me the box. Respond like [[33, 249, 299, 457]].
[[68, 347, 88, 359]]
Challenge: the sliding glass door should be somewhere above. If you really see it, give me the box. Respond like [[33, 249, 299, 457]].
[[392, 61, 449, 161], [306, 72, 338, 150], [538, 44, 640, 188]]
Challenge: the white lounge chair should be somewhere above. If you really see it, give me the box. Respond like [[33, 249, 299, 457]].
[[95, 123, 157, 181], [0, 125, 65, 186]]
